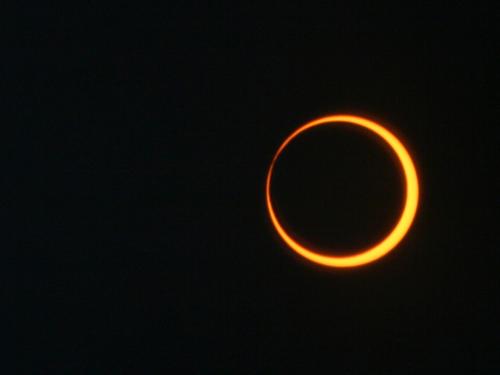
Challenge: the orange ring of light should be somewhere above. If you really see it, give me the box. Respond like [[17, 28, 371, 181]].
[[266, 114, 419, 268]]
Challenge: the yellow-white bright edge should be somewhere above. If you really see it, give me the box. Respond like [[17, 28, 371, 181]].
[[265, 115, 419, 268]]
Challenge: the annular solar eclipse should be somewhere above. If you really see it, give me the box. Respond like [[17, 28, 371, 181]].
[[266, 115, 419, 268]]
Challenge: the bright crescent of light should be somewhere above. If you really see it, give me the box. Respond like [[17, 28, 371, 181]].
[[265, 114, 419, 268]]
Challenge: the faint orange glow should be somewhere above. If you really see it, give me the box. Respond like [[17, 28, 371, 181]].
[[266, 114, 419, 268]]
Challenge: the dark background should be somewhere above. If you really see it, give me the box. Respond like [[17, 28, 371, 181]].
[[13, 2, 497, 373]]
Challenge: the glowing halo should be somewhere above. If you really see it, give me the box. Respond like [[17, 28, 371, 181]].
[[265, 114, 419, 268]]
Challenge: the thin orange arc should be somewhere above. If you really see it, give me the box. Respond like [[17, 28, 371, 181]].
[[265, 114, 419, 268]]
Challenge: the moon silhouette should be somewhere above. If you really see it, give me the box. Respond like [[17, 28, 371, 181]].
[[266, 114, 419, 268]]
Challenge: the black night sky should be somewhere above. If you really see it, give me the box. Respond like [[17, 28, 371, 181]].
[[14, 3, 497, 373]]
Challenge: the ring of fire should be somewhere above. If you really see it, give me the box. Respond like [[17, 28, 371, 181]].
[[265, 114, 419, 268]]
